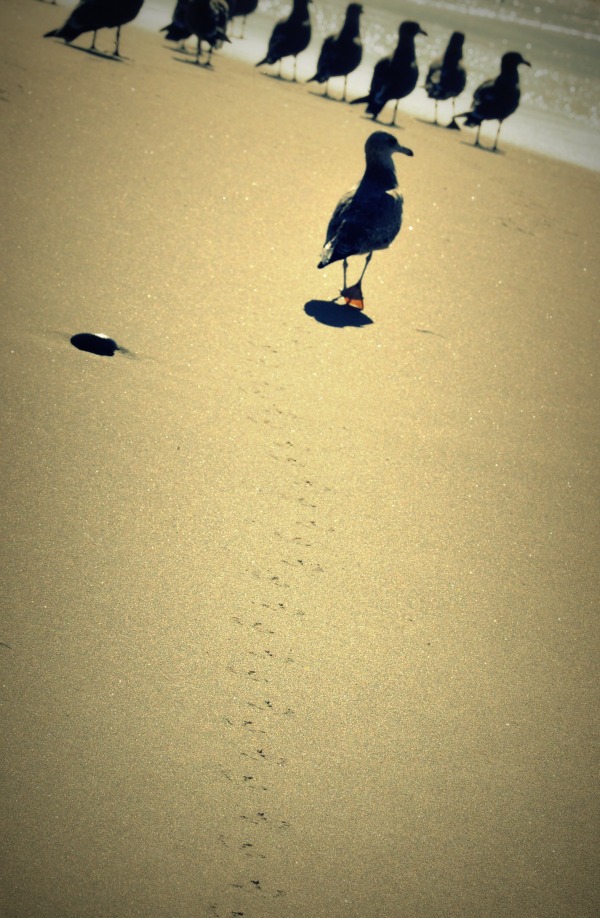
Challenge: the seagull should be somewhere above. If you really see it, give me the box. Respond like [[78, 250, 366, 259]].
[[425, 31, 466, 128], [256, 0, 312, 82], [160, 0, 192, 45], [457, 51, 531, 150], [43, 0, 144, 57], [307, 3, 363, 101], [229, 0, 258, 39], [186, 0, 230, 66], [351, 21, 427, 125], [317, 131, 413, 310]]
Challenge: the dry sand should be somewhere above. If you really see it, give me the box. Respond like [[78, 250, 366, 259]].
[[1, 2, 599, 916]]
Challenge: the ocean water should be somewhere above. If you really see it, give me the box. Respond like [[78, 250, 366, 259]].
[[65, 0, 600, 169]]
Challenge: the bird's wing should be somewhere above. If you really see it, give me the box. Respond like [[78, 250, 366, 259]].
[[472, 77, 496, 112], [325, 187, 403, 262], [316, 35, 336, 74], [425, 61, 442, 94]]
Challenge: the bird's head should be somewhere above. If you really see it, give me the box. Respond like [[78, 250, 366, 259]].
[[449, 31, 465, 50], [399, 21, 428, 39], [365, 131, 413, 161], [502, 51, 531, 69], [347, 3, 363, 17]]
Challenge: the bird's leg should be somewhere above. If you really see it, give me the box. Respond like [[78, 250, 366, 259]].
[[446, 98, 460, 130], [433, 98, 438, 124], [474, 123, 481, 147], [390, 99, 400, 127], [492, 120, 502, 151], [340, 253, 372, 310], [113, 25, 122, 57], [324, 80, 329, 98], [195, 39, 202, 65], [90, 30, 97, 51], [343, 259, 348, 290], [205, 45, 214, 67], [342, 75, 348, 102], [292, 56, 298, 82], [357, 252, 373, 285], [241, 16, 247, 39]]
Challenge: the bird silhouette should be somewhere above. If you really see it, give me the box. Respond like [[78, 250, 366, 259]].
[[318, 131, 413, 310], [351, 21, 427, 125], [425, 31, 466, 128], [186, 0, 230, 66], [457, 51, 531, 150], [256, 0, 312, 82], [43, 0, 144, 57], [307, 3, 363, 101]]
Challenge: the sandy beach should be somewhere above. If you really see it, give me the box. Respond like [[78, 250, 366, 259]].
[[1, 2, 599, 916]]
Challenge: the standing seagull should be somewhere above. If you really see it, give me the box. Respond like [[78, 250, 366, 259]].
[[186, 0, 230, 66], [307, 3, 363, 101], [457, 51, 531, 150], [351, 21, 427, 126], [256, 0, 312, 82], [43, 0, 145, 57], [425, 31, 466, 128], [317, 131, 413, 310]]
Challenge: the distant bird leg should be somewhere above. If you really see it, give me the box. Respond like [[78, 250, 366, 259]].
[[446, 98, 460, 129], [342, 75, 348, 101], [474, 123, 482, 146], [390, 98, 400, 127], [492, 120, 503, 151], [433, 98, 438, 124], [292, 55, 298, 82], [113, 25, 122, 57]]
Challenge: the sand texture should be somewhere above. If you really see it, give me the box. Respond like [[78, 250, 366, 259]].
[[1, 2, 599, 916]]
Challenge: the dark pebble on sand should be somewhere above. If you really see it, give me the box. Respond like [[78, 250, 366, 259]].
[[70, 333, 119, 356]]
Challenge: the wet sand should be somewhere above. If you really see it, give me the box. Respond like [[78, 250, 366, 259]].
[[1, 2, 599, 916]]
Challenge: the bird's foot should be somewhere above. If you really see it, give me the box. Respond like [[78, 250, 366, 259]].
[[446, 118, 460, 130], [338, 281, 365, 310]]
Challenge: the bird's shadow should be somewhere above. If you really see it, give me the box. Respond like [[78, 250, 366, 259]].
[[175, 57, 212, 68], [358, 112, 407, 131], [304, 300, 374, 328], [460, 138, 506, 156], [55, 42, 126, 62], [307, 89, 349, 104]]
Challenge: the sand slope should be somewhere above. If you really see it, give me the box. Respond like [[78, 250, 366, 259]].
[[1, 2, 599, 916]]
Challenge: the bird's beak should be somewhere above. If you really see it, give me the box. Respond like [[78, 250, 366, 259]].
[[523, 58, 531, 66], [419, 27, 428, 36], [395, 143, 414, 157]]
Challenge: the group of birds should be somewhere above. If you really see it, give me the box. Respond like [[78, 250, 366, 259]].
[[41, 0, 532, 311], [42, 1, 531, 154]]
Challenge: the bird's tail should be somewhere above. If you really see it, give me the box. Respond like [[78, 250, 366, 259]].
[[307, 73, 319, 84], [161, 25, 188, 41], [255, 56, 269, 67], [317, 242, 334, 269], [456, 111, 481, 127], [43, 25, 78, 42], [350, 94, 369, 105]]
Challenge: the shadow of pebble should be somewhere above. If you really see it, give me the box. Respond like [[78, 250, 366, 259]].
[[70, 333, 127, 357], [304, 300, 374, 328]]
